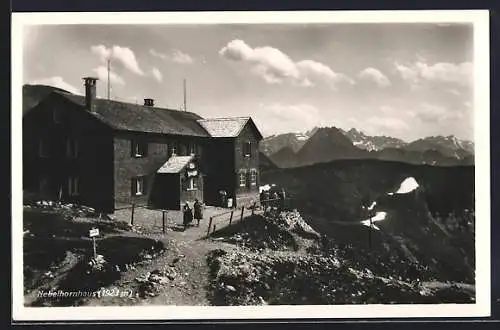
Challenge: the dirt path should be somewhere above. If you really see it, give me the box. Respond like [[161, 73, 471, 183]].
[[82, 208, 264, 306]]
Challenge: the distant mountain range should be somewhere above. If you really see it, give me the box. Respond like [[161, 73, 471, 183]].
[[262, 126, 474, 168]]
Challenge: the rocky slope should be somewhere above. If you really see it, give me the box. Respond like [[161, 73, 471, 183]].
[[341, 128, 406, 151]]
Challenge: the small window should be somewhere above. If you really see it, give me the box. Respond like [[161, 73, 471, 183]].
[[170, 143, 177, 157], [53, 108, 62, 123], [39, 139, 49, 158], [249, 169, 258, 186], [239, 170, 247, 187], [188, 143, 196, 155], [68, 176, 79, 196], [132, 140, 148, 158], [187, 177, 198, 191], [243, 142, 252, 157], [179, 143, 187, 156], [131, 176, 145, 196], [66, 138, 79, 158]]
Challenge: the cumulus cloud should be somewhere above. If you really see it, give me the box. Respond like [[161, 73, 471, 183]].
[[149, 48, 194, 64], [151, 67, 163, 82], [219, 39, 353, 88], [358, 67, 391, 87], [92, 65, 125, 86], [366, 116, 410, 132], [395, 61, 472, 87], [91, 44, 144, 75], [29, 76, 80, 94], [255, 103, 321, 134], [411, 103, 465, 123]]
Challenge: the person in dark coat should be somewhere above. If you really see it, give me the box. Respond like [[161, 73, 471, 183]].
[[193, 199, 203, 227], [183, 203, 193, 230]]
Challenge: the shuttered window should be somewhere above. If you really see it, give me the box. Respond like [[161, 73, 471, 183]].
[[239, 170, 247, 187], [249, 169, 258, 186]]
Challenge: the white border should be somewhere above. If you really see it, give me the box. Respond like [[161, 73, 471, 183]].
[[11, 10, 491, 321]]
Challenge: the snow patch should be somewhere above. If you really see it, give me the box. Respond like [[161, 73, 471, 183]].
[[259, 184, 271, 193], [360, 211, 387, 231], [367, 201, 377, 211], [387, 177, 419, 195]]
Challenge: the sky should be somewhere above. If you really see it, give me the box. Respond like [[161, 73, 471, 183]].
[[22, 23, 474, 141]]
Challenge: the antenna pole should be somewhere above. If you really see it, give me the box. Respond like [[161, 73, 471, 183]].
[[107, 59, 111, 100], [183, 78, 187, 112]]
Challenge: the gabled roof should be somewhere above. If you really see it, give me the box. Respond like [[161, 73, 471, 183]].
[[55, 92, 210, 137], [157, 155, 195, 174], [197, 117, 263, 139]]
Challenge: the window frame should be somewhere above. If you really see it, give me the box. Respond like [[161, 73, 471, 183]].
[[68, 176, 79, 196], [132, 176, 145, 196], [243, 141, 252, 157], [187, 177, 198, 191], [38, 139, 49, 158], [249, 169, 258, 186], [239, 170, 247, 187], [132, 140, 148, 158], [66, 138, 79, 158], [188, 142, 197, 155], [53, 108, 62, 124]]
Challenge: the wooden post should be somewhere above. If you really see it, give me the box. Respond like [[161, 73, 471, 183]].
[[251, 202, 256, 215], [92, 237, 97, 259], [369, 214, 373, 248], [162, 210, 166, 234], [212, 224, 216, 234], [131, 202, 135, 226], [240, 206, 245, 222], [229, 210, 234, 225], [207, 217, 213, 237]]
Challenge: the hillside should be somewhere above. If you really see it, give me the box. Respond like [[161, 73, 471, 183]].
[[269, 146, 297, 168], [261, 159, 475, 284], [23, 84, 73, 116], [259, 151, 279, 172]]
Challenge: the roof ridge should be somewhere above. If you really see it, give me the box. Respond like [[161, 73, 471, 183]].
[[198, 116, 250, 122]]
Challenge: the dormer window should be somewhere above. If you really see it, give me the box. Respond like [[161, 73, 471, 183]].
[[131, 140, 148, 158], [53, 108, 62, 123], [243, 141, 252, 157]]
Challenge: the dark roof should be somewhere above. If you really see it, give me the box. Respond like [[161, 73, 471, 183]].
[[157, 155, 195, 174], [23, 84, 73, 116], [56, 92, 210, 137]]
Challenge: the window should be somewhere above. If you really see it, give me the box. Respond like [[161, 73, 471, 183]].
[[170, 142, 177, 157], [239, 170, 247, 187], [179, 143, 187, 156], [53, 108, 62, 123], [243, 141, 252, 157], [132, 140, 148, 158], [66, 138, 79, 158], [187, 177, 198, 191], [68, 176, 79, 196], [188, 143, 196, 155], [249, 169, 258, 186], [39, 139, 49, 158], [131, 176, 145, 196]]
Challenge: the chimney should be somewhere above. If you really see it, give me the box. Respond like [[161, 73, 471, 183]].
[[83, 77, 98, 112], [144, 98, 154, 107]]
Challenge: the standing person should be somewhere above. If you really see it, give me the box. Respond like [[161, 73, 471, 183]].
[[193, 199, 203, 227], [183, 203, 193, 230], [272, 191, 279, 210], [220, 190, 227, 208]]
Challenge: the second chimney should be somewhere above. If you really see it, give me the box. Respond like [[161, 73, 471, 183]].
[[83, 77, 98, 112], [144, 98, 154, 107]]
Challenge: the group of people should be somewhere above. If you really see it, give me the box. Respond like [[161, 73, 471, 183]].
[[260, 187, 287, 213], [182, 198, 204, 230]]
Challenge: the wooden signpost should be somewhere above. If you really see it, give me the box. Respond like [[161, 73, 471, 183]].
[[89, 227, 99, 259]]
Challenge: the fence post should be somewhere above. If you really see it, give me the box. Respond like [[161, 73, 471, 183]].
[[229, 210, 234, 225], [251, 202, 257, 215], [131, 202, 135, 226], [162, 210, 166, 234], [207, 217, 213, 237], [213, 224, 216, 234], [240, 206, 245, 222]]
